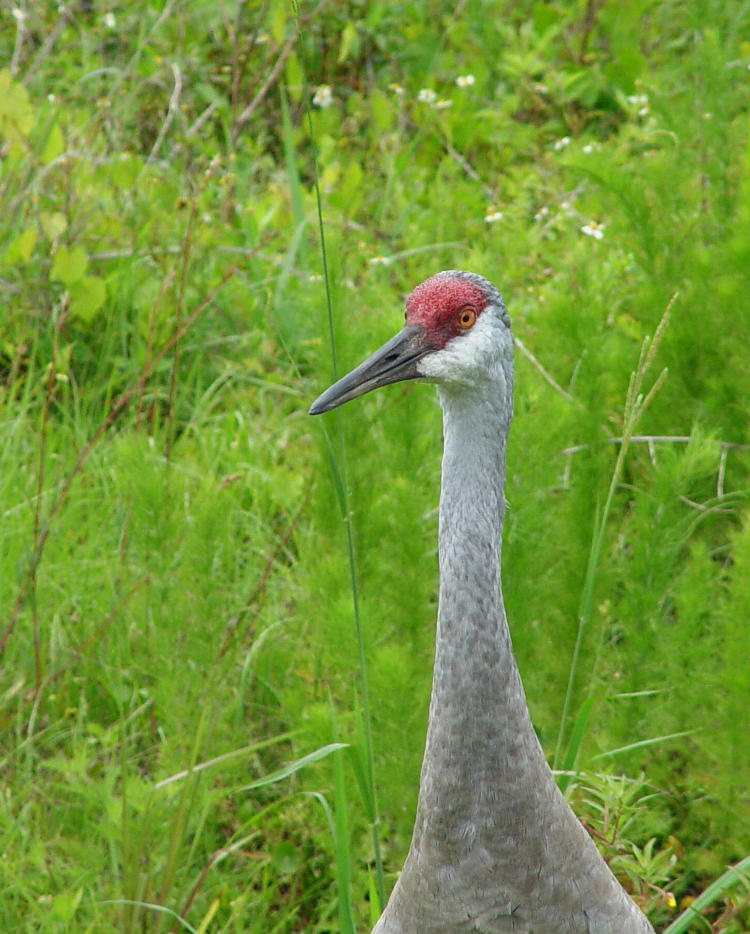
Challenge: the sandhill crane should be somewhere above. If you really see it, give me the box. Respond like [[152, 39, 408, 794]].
[[310, 271, 655, 934]]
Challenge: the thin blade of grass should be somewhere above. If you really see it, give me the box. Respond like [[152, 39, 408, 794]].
[[553, 298, 675, 769], [331, 705, 355, 934], [295, 4, 386, 906], [592, 730, 696, 759], [557, 697, 595, 793], [102, 901, 198, 934], [155, 707, 208, 933], [154, 732, 297, 789], [662, 853, 750, 934], [237, 742, 348, 792]]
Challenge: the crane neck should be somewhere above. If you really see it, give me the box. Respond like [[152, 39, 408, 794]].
[[415, 383, 536, 817], [437, 386, 509, 566]]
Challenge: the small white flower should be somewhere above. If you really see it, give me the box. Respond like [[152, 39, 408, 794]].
[[626, 93, 649, 106], [312, 84, 334, 108], [484, 211, 504, 223], [369, 255, 392, 266], [582, 143, 595, 154], [581, 222, 605, 240], [533, 82, 548, 94], [12, 7, 26, 21], [637, 105, 650, 117], [103, 11, 116, 28], [534, 206, 550, 222], [307, 274, 323, 283], [388, 83, 405, 96], [435, 99, 452, 110], [417, 88, 437, 104], [553, 136, 571, 151], [560, 201, 573, 215], [48, 93, 56, 103], [456, 75, 475, 88]]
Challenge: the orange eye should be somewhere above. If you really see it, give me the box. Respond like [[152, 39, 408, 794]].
[[457, 307, 476, 329]]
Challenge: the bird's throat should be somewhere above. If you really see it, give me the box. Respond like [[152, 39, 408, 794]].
[[416, 391, 538, 829]]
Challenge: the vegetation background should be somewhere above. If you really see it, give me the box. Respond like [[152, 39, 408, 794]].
[[1, 0, 749, 931]]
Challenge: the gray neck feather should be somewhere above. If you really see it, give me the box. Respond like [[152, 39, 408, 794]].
[[412, 387, 542, 848]]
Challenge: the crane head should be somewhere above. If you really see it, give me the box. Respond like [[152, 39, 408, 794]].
[[309, 270, 511, 415]]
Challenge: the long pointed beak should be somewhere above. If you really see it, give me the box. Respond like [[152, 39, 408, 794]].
[[309, 324, 434, 415]]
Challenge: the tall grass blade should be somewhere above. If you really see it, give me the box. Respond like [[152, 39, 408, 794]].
[[238, 742, 348, 792], [556, 696, 595, 793], [293, 2, 387, 909], [592, 730, 696, 759], [331, 705, 356, 934], [554, 298, 674, 769], [155, 707, 208, 933], [662, 853, 750, 934], [103, 901, 199, 934], [307, 788, 355, 934]]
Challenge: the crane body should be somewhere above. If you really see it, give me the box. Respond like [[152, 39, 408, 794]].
[[310, 271, 655, 934]]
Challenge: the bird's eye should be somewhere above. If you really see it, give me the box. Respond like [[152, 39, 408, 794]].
[[457, 307, 477, 329]]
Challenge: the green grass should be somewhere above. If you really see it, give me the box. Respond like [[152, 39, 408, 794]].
[[1, 1, 749, 931]]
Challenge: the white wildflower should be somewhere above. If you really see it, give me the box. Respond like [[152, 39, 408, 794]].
[[581, 221, 604, 240], [582, 143, 595, 154], [312, 84, 334, 108], [534, 206, 550, 222], [456, 75, 475, 88], [11, 7, 25, 21], [435, 99, 453, 110], [307, 273, 323, 283], [369, 255, 393, 266], [103, 11, 116, 28], [553, 136, 571, 151], [533, 82, 548, 94], [389, 83, 405, 96], [484, 211, 504, 224], [417, 88, 437, 104]]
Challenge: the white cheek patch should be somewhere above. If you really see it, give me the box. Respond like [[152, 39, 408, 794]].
[[417, 313, 503, 385]]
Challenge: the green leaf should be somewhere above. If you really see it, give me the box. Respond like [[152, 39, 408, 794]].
[[51, 887, 83, 921], [370, 89, 393, 133], [40, 211, 68, 241], [268, 4, 287, 42], [68, 275, 106, 322], [285, 51, 304, 102], [51, 244, 88, 285], [42, 121, 64, 164], [338, 22, 359, 63], [0, 68, 34, 141], [3, 227, 37, 264]]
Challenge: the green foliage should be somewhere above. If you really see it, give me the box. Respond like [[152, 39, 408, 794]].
[[1, 1, 749, 932]]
